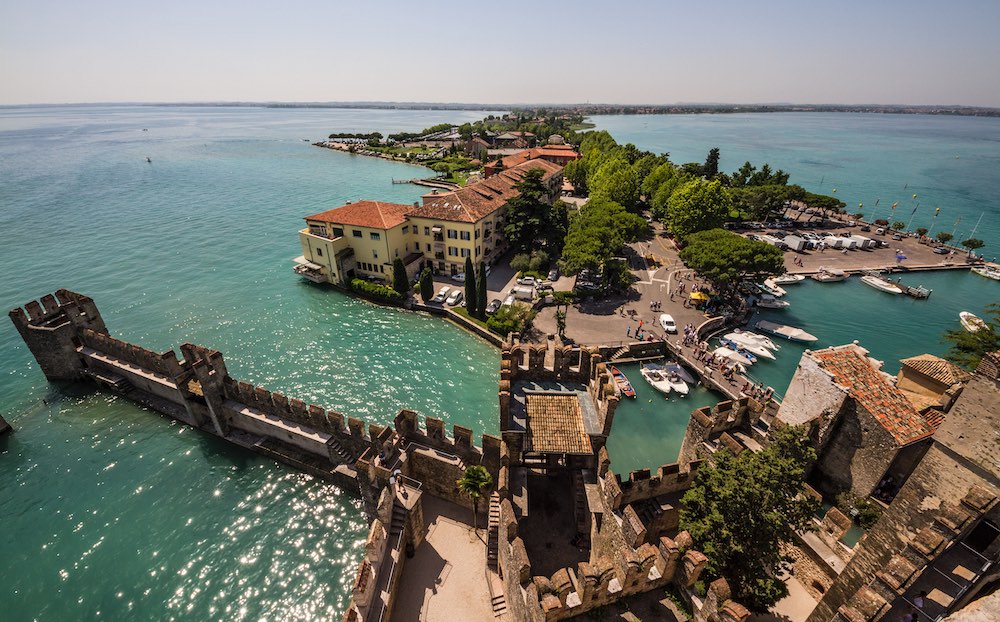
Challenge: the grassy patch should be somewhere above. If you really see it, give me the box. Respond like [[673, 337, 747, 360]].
[[569, 122, 596, 130], [452, 306, 489, 329]]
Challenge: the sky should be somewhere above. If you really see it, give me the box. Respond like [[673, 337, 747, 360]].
[[2, 0, 999, 107]]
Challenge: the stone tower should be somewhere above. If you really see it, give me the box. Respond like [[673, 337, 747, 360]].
[[8, 289, 107, 381]]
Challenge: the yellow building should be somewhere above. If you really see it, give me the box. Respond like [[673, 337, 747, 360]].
[[295, 158, 563, 285]]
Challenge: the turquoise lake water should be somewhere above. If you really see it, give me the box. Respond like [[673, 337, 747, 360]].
[[1, 106, 998, 620]]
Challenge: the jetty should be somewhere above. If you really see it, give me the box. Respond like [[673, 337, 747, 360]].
[[391, 177, 459, 190]]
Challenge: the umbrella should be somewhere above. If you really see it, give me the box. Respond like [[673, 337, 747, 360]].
[[689, 291, 710, 301]]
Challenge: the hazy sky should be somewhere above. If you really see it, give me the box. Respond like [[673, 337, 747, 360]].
[[2, 0, 999, 106]]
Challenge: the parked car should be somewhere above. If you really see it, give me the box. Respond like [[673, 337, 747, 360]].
[[517, 276, 536, 287], [875, 228, 886, 235], [445, 290, 464, 306], [933, 247, 950, 255], [451, 273, 466, 283], [431, 286, 450, 303], [892, 234, 903, 241], [547, 267, 559, 281], [485, 298, 502, 314], [860, 225, 871, 232], [501, 294, 516, 308]]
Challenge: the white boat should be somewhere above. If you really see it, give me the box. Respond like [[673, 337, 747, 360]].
[[861, 274, 903, 295], [664, 362, 697, 384], [971, 266, 1000, 281], [713, 346, 754, 367], [721, 336, 775, 360], [960, 311, 988, 333], [725, 332, 779, 354], [727, 330, 780, 351], [755, 320, 818, 343], [756, 295, 790, 309], [760, 280, 786, 297], [640, 364, 674, 396], [812, 267, 848, 282], [771, 273, 806, 285]]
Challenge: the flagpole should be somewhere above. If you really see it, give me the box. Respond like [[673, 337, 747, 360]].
[[906, 204, 920, 230]]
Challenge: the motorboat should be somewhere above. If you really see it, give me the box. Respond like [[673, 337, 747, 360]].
[[659, 313, 677, 334], [664, 362, 696, 384], [727, 330, 780, 351], [666, 371, 689, 396], [719, 338, 759, 364], [760, 280, 786, 297], [713, 346, 754, 367], [812, 267, 848, 282], [771, 273, 805, 285], [720, 336, 775, 360], [960, 311, 988, 333], [860, 274, 903, 295], [609, 365, 637, 398], [971, 266, 1000, 281], [640, 364, 674, 396], [755, 320, 818, 342], [756, 295, 790, 309]]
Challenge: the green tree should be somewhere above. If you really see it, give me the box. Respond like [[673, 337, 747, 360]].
[[564, 159, 588, 194], [915, 227, 929, 237], [419, 268, 433, 302], [456, 465, 493, 531], [961, 238, 985, 256], [589, 157, 640, 211], [892, 221, 906, 231], [679, 229, 785, 290], [666, 179, 733, 238], [936, 231, 954, 244], [943, 303, 1000, 369], [642, 163, 678, 204], [503, 168, 563, 253], [476, 261, 488, 319], [729, 185, 794, 222], [681, 426, 819, 611], [703, 147, 720, 178], [392, 258, 409, 296], [464, 256, 477, 317], [486, 303, 536, 338], [511, 253, 531, 273], [560, 198, 646, 275]]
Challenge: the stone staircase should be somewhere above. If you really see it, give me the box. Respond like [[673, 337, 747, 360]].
[[327, 437, 353, 464], [390, 502, 407, 537], [491, 591, 508, 618], [487, 492, 500, 571], [609, 345, 630, 361]]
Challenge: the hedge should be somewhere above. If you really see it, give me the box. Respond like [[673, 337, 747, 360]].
[[351, 278, 404, 305]]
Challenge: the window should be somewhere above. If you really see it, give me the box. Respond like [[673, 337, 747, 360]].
[[424, 226, 430, 236], [316, 247, 323, 257], [476, 246, 480, 256], [426, 243, 431, 251], [402, 225, 409, 234], [460, 231, 471, 240], [352, 230, 363, 238], [448, 247, 457, 257], [370, 232, 381, 241], [373, 250, 379, 259], [380, 265, 385, 273], [475, 229, 480, 239], [332, 227, 344, 238], [460, 248, 470, 258], [447, 229, 457, 239], [309, 225, 325, 236]]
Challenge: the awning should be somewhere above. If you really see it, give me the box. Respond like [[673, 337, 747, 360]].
[[431, 225, 443, 233], [689, 291, 710, 301], [292, 256, 323, 270]]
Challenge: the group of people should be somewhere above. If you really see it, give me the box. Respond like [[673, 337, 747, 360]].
[[791, 255, 804, 267], [648, 300, 663, 311], [625, 323, 660, 343], [681, 323, 699, 346], [740, 381, 773, 402]]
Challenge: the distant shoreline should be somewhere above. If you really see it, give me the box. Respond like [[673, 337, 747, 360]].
[[3, 102, 999, 118]]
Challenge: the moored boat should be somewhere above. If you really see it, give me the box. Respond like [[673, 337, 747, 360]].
[[760, 280, 786, 297], [713, 346, 754, 367], [771, 273, 806, 285], [861, 274, 903, 295], [971, 265, 1000, 281], [812, 267, 848, 282], [609, 365, 637, 398], [666, 371, 689, 396], [640, 364, 673, 396], [727, 330, 780, 351], [720, 336, 775, 360], [754, 320, 818, 342], [719, 338, 760, 363], [756, 294, 790, 309], [960, 311, 988, 333], [664, 362, 697, 385]]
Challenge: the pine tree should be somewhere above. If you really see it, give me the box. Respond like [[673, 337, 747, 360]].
[[464, 256, 477, 316]]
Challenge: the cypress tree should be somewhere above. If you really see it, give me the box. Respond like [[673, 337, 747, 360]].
[[419, 268, 433, 302], [477, 261, 488, 318], [464, 256, 477, 316], [392, 258, 409, 295]]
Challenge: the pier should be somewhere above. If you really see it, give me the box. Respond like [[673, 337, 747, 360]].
[[391, 177, 459, 190]]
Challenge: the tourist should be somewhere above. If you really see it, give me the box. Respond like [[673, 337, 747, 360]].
[[914, 591, 926, 609], [626, 326, 631, 337]]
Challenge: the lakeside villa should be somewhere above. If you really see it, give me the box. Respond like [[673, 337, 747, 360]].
[[295, 157, 564, 285]]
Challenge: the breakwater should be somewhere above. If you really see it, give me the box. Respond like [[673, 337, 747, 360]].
[[10, 289, 501, 517]]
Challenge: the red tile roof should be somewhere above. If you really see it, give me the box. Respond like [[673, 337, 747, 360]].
[[814, 347, 934, 445], [900, 354, 971, 386], [493, 148, 580, 172], [304, 200, 414, 230], [411, 159, 562, 223]]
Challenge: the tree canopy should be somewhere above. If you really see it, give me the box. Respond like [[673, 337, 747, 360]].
[[943, 303, 1000, 370], [679, 229, 785, 287], [681, 426, 820, 611], [666, 179, 733, 238], [560, 198, 647, 275], [502, 169, 566, 253], [589, 157, 640, 211]]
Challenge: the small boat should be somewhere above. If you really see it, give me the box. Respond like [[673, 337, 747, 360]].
[[720, 336, 775, 360], [771, 273, 806, 285], [664, 362, 696, 385], [960, 311, 988, 333], [713, 346, 754, 367], [719, 338, 760, 363], [640, 364, 673, 396], [971, 266, 1000, 281], [728, 330, 780, 351], [145, 156, 152, 163], [760, 281, 786, 297], [666, 371, 689, 396], [609, 365, 637, 398], [861, 274, 903, 295], [756, 295, 790, 309], [813, 267, 848, 282], [755, 320, 818, 342]]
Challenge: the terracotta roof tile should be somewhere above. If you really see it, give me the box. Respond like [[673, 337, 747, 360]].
[[900, 354, 972, 386], [814, 348, 934, 445], [525, 393, 592, 454], [305, 200, 414, 230]]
